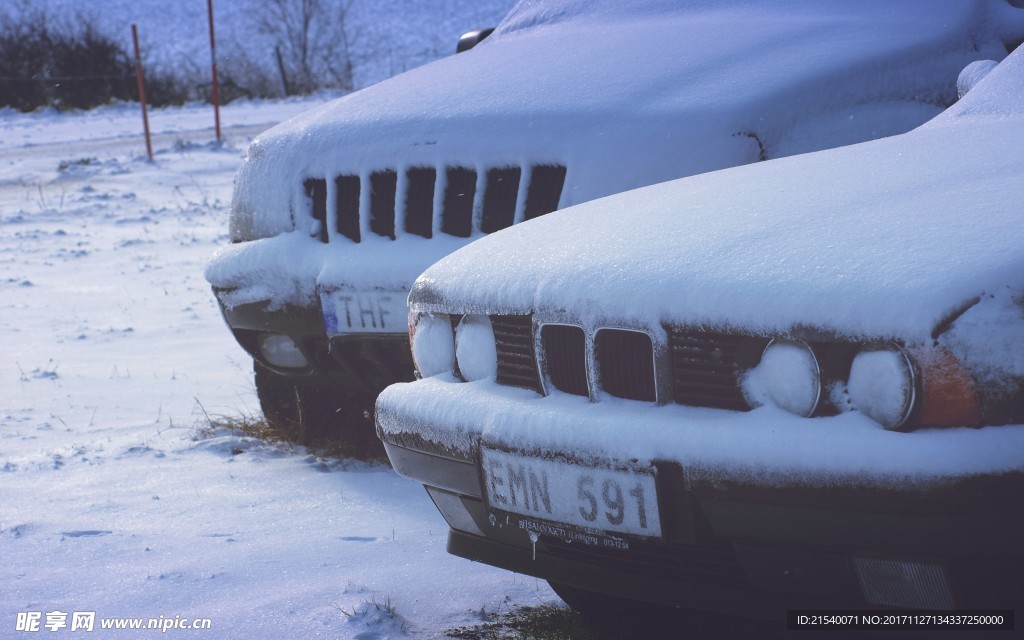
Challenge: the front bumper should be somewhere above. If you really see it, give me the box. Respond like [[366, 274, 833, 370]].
[[206, 233, 465, 396], [215, 293, 413, 395], [377, 379, 1024, 615]]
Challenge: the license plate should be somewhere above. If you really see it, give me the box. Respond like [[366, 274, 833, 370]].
[[321, 289, 408, 335], [481, 449, 662, 538]]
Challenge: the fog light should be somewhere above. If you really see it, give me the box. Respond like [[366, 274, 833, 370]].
[[425, 487, 484, 536], [848, 346, 916, 430], [853, 556, 954, 610], [743, 340, 821, 417], [412, 314, 455, 378], [258, 333, 308, 369], [455, 315, 497, 381]]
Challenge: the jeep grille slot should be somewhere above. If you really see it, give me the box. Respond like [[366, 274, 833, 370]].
[[524, 164, 566, 220], [669, 330, 751, 410], [442, 167, 477, 238], [335, 175, 361, 242], [480, 167, 521, 233], [541, 325, 588, 397], [314, 163, 566, 242], [303, 178, 328, 243], [595, 329, 656, 402], [370, 169, 397, 239], [491, 315, 542, 392], [404, 167, 436, 238]]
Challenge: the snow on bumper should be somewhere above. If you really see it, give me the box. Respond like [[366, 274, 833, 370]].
[[376, 376, 1024, 488], [204, 232, 465, 391], [206, 231, 467, 316]]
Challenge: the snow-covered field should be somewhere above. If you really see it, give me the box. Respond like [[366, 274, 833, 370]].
[[0, 99, 555, 638]]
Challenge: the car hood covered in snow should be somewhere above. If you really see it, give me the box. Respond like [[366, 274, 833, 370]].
[[410, 48, 1024, 345], [229, 0, 1024, 242]]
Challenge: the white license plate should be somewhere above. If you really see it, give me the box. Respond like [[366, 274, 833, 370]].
[[481, 449, 662, 538], [321, 289, 408, 335]]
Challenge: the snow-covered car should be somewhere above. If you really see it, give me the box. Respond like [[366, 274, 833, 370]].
[[376, 47, 1024, 617], [206, 0, 1024, 448]]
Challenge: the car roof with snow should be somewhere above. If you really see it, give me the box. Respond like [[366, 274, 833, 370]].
[[409, 47, 1024, 344], [232, 0, 1024, 240]]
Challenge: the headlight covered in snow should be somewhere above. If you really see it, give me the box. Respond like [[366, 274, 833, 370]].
[[739, 338, 985, 431], [409, 313, 499, 381], [847, 345, 917, 430], [742, 339, 822, 417], [411, 314, 455, 378], [455, 315, 497, 381]]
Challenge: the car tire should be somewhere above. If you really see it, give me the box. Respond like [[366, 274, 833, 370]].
[[254, 360, 303, 437], [253, 361, 384, 458]]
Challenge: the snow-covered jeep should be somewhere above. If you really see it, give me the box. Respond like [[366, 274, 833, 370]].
[[377, 46, 1024, 616], [206, 0, 1024, 449]]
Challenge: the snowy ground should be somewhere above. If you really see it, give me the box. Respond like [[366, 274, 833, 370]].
[[0, 98, 555, 639]]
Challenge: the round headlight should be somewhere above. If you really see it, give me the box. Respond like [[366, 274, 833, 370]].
[[847, 346, 916, 430], [411, 314, 455, 378], [455, 315, 497, 381], [743, 339, 821, 417]]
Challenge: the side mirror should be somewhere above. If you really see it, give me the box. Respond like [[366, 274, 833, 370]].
[[456, 28, 495, 54]]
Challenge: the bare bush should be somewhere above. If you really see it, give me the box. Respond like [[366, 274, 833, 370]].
[[212, 50, 282, 102], [255, 0, 360, 96], [0, 6, 138, 111], [0, 0, 367, 112], [49, 21, 136, 110], [143, 61, 202, 107], [0, 4, 193, 111]]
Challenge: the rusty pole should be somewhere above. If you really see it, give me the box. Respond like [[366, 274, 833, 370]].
[[131, 23, 153, 161], [207, 0, 222, 143]]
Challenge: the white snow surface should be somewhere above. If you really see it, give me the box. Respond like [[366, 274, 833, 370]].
[[377, 49, 1024, 488], [377, 377, 1024, 489], [206, 0, 1024, 313], [411, 48, 1024, 346], [1, 100, 553, 638]]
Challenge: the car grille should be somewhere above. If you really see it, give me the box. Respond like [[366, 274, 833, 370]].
[[539, 324, 657, 401], [492, 315, 541, 391], [491, 316, 777, 410], [596, 329, 656, 402], [669, 329, 764, 411], [541, 324, 588, 396], [303, 164, 567, 243]]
